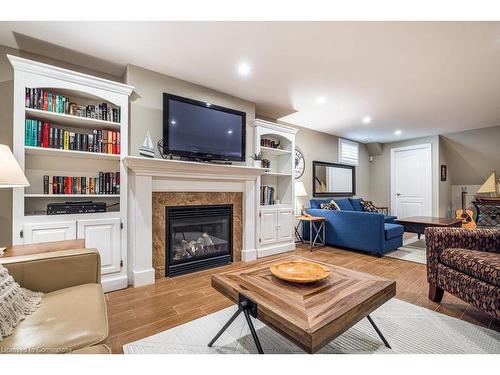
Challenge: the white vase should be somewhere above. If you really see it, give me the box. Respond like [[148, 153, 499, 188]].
[[253, 160, 262, 168]]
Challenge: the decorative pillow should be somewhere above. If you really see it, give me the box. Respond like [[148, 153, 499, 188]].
[[320, 200, 340, 210], [360, 199, 380, 213], [0, 264, 42, 341]]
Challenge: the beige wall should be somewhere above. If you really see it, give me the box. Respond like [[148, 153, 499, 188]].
[[276, 122, 371, 208], [124, 64, 256, 163], [368, 135, 440, 216]]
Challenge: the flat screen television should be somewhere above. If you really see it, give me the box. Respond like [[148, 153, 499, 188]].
[[163, 93, 246, 162]]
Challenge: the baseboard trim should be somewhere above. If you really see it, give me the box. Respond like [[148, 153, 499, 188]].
[[257, 242, 295, 258], [131, 268, 155, 287], [102, 274, 128, 293], [241, 248, 257, 261]]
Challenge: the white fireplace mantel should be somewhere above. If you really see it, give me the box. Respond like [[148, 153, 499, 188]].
[[124, 156, 266, 287]]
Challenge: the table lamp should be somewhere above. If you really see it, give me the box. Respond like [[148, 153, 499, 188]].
[[0, 145, 29, 255], [295, 181, 307, 215]]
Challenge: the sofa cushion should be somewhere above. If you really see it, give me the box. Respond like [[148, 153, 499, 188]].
[[348, 198, 364, 211], [385, 223, 404, 240], [0, 283, 108, 353], [440, 248, 500, 287], [310, 199, 332, 209], [333, 198, 354, 211], [320, 201, 340, 210], [360, 199, 379, 212]]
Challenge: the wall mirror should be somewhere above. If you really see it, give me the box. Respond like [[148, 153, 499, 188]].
[[312, 161, 356, 197]]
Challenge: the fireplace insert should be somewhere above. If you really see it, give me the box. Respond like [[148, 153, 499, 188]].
[[166, 204, 233, 276]]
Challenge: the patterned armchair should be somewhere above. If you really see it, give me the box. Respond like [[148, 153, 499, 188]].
[[425, 227, 500, 318]]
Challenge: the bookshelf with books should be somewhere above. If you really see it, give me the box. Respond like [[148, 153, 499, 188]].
[[9, 55, 134, 292], [253, 119, 297, 258]]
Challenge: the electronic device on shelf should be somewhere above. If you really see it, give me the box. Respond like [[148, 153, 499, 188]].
[[162, 93, 246, 162], [47, 201, 107, 215]]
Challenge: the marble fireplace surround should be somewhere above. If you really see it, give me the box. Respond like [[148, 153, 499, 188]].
[[124, 156, 266, 287], [152, 192, 243, 279]]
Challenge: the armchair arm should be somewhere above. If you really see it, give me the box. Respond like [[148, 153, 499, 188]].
[[425, 227, 500, 285], [0, 248, 101, 293]]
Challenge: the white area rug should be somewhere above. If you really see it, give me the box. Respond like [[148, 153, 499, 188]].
[[123, 298, 500, 354], [385, 236, 427, 264]]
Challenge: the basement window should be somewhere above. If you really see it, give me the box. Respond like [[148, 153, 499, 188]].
[[339, 138, 359, 166]]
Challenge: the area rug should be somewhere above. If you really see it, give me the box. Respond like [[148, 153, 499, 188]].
[[123, 298, 500, 354], [385, 236, 426, 264]]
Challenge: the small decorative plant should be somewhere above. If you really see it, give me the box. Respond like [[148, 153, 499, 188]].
[[250, 152, 264, 161]]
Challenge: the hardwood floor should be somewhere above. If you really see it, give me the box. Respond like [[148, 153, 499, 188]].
[[106, 244, 500, 354]]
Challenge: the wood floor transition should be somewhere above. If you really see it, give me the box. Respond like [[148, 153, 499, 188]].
[[106, 243, 500, 354]]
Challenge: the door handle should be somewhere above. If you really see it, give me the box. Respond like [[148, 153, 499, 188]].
[[396, 193, 402, 197]]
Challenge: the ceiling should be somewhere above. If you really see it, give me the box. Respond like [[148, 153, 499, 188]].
[[1, 21, 500, 143]]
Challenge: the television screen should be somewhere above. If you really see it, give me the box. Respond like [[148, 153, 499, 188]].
[[163, 94, 246, 161]]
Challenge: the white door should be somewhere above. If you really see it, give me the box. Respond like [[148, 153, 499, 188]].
[[77, 217, 121, 275], [277, 208, 294, 242], [23, 221, 76, 244], [260, 209, 278, 245], [391, 144, 432, 218]]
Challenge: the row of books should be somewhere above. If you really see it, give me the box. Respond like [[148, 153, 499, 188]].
[[25, 88, 121, 123], [260, 185, 275, 206], [25, 119, 120, 154], [43, 172, 120, 195]]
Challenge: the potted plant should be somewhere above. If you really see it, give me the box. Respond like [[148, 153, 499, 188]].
[[250, 152, 264, 168]]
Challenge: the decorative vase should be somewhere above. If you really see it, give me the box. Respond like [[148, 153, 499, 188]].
[[253, 160, 261, 168]]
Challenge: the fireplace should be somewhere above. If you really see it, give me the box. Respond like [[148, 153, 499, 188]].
[[166, 204, 233, 276]]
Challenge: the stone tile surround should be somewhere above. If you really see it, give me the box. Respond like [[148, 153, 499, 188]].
[[152, 192, 243, 279]]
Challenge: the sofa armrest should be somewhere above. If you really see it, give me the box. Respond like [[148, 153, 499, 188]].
[[306, 208, 386, 251], [424, 227, 500, 285], [0, 248, 101, 293]]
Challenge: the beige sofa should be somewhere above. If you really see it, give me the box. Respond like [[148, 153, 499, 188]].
[[0, 248, 110, 354]]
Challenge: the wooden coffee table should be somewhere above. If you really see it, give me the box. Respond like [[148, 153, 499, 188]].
[[395, 216, 462, 239], [208, 255, 396, 353]]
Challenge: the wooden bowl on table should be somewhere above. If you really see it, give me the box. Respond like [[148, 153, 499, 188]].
[[270, 260, 330, 284]]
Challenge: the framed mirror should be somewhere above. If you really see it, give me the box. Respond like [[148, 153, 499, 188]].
[[313, 161, 356, 197]]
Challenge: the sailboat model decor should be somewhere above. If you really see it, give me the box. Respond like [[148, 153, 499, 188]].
[[139, 130, 155, 158], [474, 171, 500, 202], [473, 171, 500, 227]]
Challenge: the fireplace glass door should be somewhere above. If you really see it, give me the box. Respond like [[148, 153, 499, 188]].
[[166, 204, 233, 276]]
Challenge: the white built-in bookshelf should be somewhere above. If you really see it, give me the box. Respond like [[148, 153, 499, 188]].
[[8, 55, 134, 292], [253, 119, 298, 257]]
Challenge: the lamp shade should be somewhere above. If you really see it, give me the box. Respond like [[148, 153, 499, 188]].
[[0, 145, 29, 188], [295, 181, 307, 197]]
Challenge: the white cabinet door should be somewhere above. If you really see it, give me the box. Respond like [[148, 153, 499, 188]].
[[277, 208, 294, 242], [23, 221, 76, 244], [260, 209, 278, 245], [77, 218, 121, 275]]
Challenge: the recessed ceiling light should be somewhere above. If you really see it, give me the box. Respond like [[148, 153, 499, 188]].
[[237, 62, 251, 76], [394, 130, 402, 136], [316, 96, 326, 105], [362, 116, 372, 124]]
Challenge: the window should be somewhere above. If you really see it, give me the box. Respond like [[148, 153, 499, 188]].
[[338, 138, 359, 166]]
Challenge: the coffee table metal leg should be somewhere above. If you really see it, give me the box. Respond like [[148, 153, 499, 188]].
[[243, 308, 264, 354], [208, 297, 264, 354], [208, 307, 242, 347], [367, 315, 391, 349]]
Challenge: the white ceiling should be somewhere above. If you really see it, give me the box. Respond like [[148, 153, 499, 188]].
[[1, 21, 500, 143]]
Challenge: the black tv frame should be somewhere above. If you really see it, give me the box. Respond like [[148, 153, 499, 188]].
[[162, 93, 246, 162]]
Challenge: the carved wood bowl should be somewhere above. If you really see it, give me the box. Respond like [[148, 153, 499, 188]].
[[270, 260, 330, 284]]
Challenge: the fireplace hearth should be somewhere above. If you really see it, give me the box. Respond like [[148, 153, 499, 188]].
[[166, 204, 233, 276]]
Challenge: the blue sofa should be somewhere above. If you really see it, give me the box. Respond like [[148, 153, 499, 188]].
[[304, 198, 403, 255]]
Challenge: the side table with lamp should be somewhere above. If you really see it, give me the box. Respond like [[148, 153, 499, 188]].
[[0, 144, 30, 256]]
